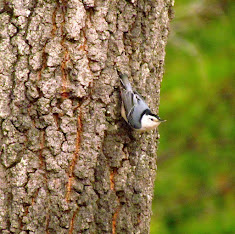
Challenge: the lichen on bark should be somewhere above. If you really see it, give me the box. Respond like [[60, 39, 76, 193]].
[[0, 0, 173, 233]]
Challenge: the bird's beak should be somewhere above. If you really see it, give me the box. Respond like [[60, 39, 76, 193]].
[[159, 119, 166, 122]]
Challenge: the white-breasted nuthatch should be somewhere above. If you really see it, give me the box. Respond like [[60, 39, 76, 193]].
[[118, 71, 166, 131]]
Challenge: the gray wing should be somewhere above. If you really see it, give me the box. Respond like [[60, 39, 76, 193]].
[[121, 89, 149, 129]]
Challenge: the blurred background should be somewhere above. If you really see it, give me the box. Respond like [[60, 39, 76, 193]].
[[151, 0, 235, 233]]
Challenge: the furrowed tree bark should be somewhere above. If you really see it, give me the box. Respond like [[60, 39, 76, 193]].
[[0, 0, 173, 233]]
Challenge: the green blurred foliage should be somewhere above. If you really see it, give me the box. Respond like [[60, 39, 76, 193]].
[[151, 0, 235, 233]]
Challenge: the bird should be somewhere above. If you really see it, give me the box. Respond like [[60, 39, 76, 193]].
[[118, 71, 166, 131]]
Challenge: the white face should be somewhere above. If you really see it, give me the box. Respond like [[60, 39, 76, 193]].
[[140, 114, 162, 131]]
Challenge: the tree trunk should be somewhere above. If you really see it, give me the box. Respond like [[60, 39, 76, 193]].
[[0, 0, 173, 233]]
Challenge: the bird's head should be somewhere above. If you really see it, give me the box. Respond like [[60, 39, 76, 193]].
[[140, 111, 166, 131]]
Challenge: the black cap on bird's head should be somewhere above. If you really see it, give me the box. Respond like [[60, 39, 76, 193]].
[[142, 109, 166, 122]]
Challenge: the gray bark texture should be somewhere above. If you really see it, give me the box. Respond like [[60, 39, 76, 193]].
[[0, 0, 173, 233]]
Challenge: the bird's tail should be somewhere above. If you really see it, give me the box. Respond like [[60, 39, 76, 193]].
[[117, 70, 132, 91]]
